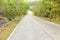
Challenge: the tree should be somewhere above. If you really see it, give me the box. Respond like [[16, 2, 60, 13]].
[[31, 0, 60, 22], [0, 0, 29, 20]]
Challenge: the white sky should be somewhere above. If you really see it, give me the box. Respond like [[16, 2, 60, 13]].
[[24, 0, 40, 2]]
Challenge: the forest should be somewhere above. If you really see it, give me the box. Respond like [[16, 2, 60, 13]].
[[0, 0, 29, 40], [0, 0, 60, 40], [0, 0, 29, 21], [31, 0, 60, 24]]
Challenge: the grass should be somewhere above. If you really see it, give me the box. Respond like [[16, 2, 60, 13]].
[[0, 16, 24, 40], [37, 16, 60, 24], [43, 17, 60, 24], [0, 21, 19, 40]]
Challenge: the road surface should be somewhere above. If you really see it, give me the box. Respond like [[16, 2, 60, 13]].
[[7, 11, 60, 40]]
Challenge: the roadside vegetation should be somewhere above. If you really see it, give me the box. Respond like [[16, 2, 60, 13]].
[[0, 0, 29, 40], [31, 0, 60, 24], [0, 21, 18, 40]]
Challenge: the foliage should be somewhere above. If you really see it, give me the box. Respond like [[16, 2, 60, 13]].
[[31, 0, 60, 22], [0, 21, 19, 40], [0, 0, 29, 20]]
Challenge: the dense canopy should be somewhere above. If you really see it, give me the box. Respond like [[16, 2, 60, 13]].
[[0, 0, 29, 20], [31, 0, 60, 23]]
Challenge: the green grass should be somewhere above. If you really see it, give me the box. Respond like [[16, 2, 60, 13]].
[[0, 16, 24, 40], [37, 16, 60, 24], [43, 17, 60, 24], [0, 21, 19, 40]]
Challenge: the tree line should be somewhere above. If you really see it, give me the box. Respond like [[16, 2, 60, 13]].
[[0, 0, 29, 20], [31, 0, 60, 22]]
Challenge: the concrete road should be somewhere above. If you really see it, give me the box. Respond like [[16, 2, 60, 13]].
[[7, 11, 60, 40]]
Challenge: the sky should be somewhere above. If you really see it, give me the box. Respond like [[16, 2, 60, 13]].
[[24, 0, 40, 2]]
